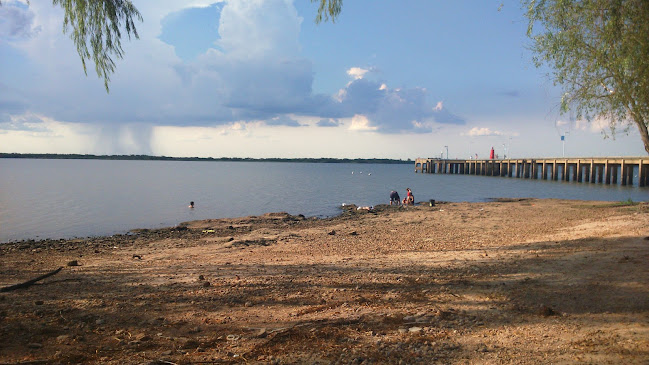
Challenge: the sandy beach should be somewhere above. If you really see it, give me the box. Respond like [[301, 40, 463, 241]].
[[1, 198, 648, 364]]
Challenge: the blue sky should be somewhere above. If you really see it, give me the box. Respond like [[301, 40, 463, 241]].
[[0, 0, 645, 158]]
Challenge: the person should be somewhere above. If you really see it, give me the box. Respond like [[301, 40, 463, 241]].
[[189, 201, 194, 209], [390, 190, 401, 205], [405, 188, 414, 205]]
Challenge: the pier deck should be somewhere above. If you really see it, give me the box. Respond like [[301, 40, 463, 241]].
[[414, 157, 649, 187]]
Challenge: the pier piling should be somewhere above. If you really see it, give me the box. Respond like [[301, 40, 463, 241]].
[[414, 157, 649, 188]]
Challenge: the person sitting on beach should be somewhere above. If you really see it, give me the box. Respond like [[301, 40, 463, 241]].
[[390, 190, 401, 205]]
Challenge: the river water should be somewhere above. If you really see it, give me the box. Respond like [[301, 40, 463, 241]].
[[1, 158, 647, 242]]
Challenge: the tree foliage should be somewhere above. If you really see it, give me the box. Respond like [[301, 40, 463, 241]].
[[311, 0, 342, 23], [525, 0, 649, 154], [53, 0, 142, 92], [0, 0, 141, 92]]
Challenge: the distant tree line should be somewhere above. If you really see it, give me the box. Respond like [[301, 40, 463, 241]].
[[0, 153, 411, 164]]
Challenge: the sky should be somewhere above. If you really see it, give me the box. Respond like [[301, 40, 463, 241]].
[[0, 0, 646, 159]]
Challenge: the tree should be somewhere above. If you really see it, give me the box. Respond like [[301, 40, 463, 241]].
[[311, 0, 342, 23], [1, 0, 142, 92], [54, 0, 142, 92], [525, 0, 649, 155]]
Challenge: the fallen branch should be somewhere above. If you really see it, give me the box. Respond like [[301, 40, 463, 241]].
[[0, 267, 63, 293]]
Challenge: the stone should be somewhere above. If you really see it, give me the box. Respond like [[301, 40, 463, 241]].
[[408, 327, 423, 334], [255, 328, 268, 338], [66, 260, 79, 266]]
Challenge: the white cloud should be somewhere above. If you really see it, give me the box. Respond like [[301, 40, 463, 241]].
[[348, 114, 377, 131], [0, 2, 40, 40], [347, 67, 370, 80], [464, 127, 505, 137]]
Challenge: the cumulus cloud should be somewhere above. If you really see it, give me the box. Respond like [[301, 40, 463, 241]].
[[0, 2, 40, 40], [431, 101, 465, 125], [265, 115, 301, 127], [333, 79, 465, 133], [0, 0, 471, 155], [317, 118, 339, 127], [464, 127, 505, 137], [348, 114, 377, 131], [347, 67, 370, 80], [575, 117, 612, 133]]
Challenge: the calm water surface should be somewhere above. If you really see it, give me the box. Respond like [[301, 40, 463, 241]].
[[1, 159, 647, 242]]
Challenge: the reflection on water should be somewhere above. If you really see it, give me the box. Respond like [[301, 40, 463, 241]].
[[1, 159, 647, 242]]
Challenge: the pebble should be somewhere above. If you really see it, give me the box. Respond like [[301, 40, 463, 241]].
[[409, 327, 423, 334], [66, 260, 79, 266]]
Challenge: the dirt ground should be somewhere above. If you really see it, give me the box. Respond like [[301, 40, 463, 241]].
[[1, 199, 648, 364]]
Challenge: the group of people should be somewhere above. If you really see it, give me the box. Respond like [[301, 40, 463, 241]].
[[389, 188, 414, 206]]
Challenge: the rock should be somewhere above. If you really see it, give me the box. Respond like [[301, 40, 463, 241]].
[[95, 319, 105, 325], [56, 335, 70, 344], [134, 333, 151, 342], [328, 230, 336, 235], [34, 300, 44, 305], [255, 328, 268, 338], [67, 260, 80, 266], [538, 305, 558, 317], [198, 275, 205, 281], [408, 327, 423, 334], [27, 343, 43, 349], [398, 328, 408, 334], [181, 339, 201, 349], [244, 301, 253, 307], [202, 281, 211, 287]]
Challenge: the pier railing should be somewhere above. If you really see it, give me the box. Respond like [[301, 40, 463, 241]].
[[414, 157, 649, 187]]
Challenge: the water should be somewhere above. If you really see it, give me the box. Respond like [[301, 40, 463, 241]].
[[1, 158, 647, 242]]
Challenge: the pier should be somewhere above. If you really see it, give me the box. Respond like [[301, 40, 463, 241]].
[[414, 157, 649, 187]]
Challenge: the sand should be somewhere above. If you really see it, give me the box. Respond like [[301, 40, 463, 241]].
[[1, 199, 648, 364]]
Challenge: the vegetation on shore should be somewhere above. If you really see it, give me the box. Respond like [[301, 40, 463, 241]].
[[0, 153, 411, 164]]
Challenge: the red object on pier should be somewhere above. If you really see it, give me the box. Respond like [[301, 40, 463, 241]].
[[489, 147, 495, 159]]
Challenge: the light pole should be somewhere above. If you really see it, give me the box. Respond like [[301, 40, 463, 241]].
[[561, 132, 569, 157]]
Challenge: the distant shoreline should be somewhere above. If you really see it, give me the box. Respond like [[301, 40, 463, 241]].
[[0, 153, 411, 164]]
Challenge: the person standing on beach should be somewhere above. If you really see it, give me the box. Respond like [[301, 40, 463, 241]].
[[405, 188, 414, 205], [390, 190, 401, 205]]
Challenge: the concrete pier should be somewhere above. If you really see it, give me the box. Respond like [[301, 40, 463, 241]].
[[414, 157, 649, 187]]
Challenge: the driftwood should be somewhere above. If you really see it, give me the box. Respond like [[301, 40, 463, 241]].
[[0, 267, 63, 293]]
